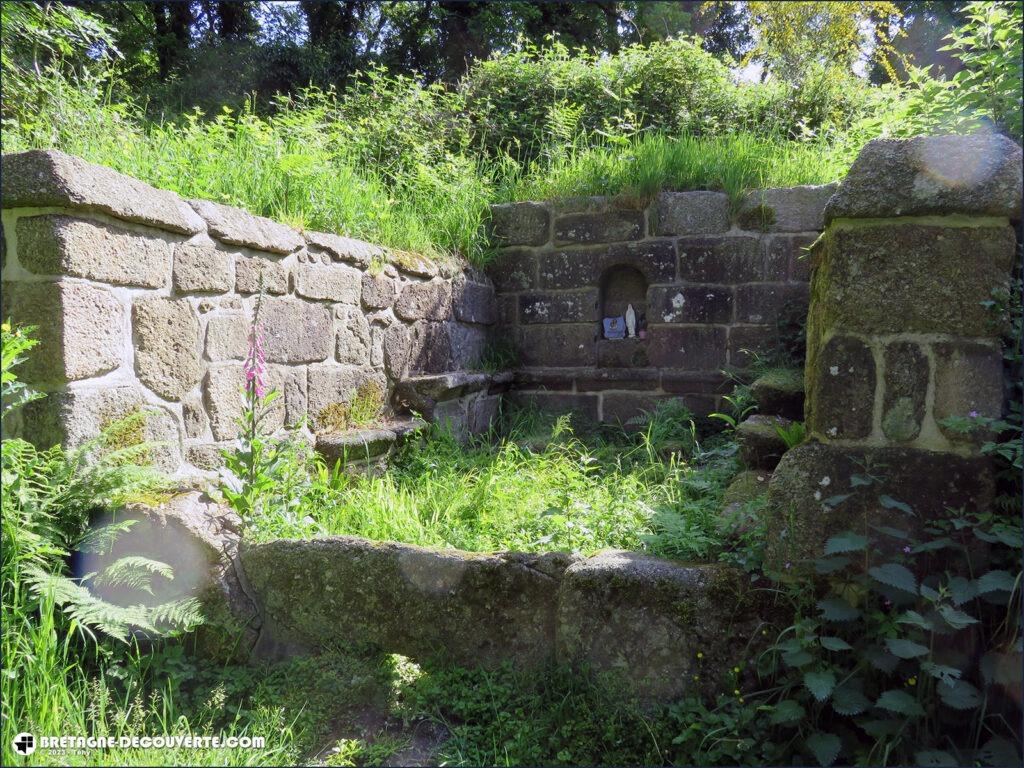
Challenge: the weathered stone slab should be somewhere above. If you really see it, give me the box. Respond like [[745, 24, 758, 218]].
[[553, 209, 643, 245], [204, 363, 286, 440], [392, 372, 493, 414], [518, 325, 596, 367], [260, 297, 332, 364], [234, 254, 289, 295], [316, 428, 396, 463], [335, 305, 372, 366], [519, 290, 598, 324], [734, 283, 808, 325], [647, 326, 727, 370], [750, 368, 804, 421], [648, 285, 732, 324], [932, 341, 1004, 442], [182, 396, 209, 438], [17, 214, 171, 288], [204, 314, 248, 361], [881, 341, 928, 443], [737, 414, 792, 471], [190, 199, 303, 254], [361, 272, 397, 310], [406, 321, 454, 373], [721, 470, 771, 518], [173, 244, 233, 293], [2, 150, 204, 234], [295, 262, 361, 303], [20, 385, 182, 472], [453, 279, 496, 325], [2, 280, 124, 388], [539, 240, 675, 289], [468, 394, 501, 433], [557, 553, 761, 701], [677, 236, 761, 284], [824, 134, 1023, 222], [241, 537, 575, 668], [765, 443, 995, 568], [810, 223, 1015, 337], [806, 334, 876, 440], [448, 322, 489, 371], [382, 323, 411, 378], [596, 338, 650, 368], [489, 202, 550, 247], [305, 231, 384, 268], [651, 191, 731, 236], [306, 365, 385, 430], [738, 183, 837, 232], [133, 298, 202, 401], [395, 279, 453, 321], [487, 248, 537, 291], [512, 367, 578, 392]]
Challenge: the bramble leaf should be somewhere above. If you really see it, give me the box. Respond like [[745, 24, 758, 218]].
[[914, 750, 958, 766], [878, 495, 913, 514], [819, 636, 853, 652], [937, 679, 982, 710]]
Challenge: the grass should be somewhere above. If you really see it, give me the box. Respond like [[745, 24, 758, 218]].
[[501, 131, 852, 209], [246, 408, 742, 561], [5, 78, 855, 266]]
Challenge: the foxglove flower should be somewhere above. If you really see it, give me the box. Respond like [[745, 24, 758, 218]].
[[243, 320, 267, 398]]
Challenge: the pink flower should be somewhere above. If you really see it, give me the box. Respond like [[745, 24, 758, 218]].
[[243, 321, 267, 398]]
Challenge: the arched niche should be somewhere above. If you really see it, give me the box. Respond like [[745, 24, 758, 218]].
[[599, 264, 647, 338]]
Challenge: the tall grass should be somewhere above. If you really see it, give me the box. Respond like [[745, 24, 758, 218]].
[[502, 132, 852, 207], [246, 410, 741, 559]]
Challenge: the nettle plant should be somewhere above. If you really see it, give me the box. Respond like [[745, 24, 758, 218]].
[[761, 477, 1022, 767]]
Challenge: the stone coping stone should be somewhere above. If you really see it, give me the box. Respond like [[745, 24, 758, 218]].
[[190, 199, 304, 254], [557, 551, 765, 701], [393, 371, 508, 413], [315, 418, 427, 464], [737, 183, 837, 232], [241, 536, 578, 668], [824, 134, 1023, 222], [305, 231, 384, 268], [2, 149, 204, 235], [737, 414, 792, 471], [750, 368, 805, 421]]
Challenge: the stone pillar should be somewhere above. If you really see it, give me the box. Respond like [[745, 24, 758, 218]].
[[765, 134, 1022, 568]]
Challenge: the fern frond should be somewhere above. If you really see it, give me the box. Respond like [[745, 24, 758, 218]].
[[93, 555, 175, 595], [76, 519, 138, 554], [149, 598, 205, 632]]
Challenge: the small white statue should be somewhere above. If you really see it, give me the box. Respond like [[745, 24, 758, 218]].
[[625, 304, 636, 338]]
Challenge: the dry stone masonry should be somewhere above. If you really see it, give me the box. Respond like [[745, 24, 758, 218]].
[[765, 133, 1022, 568], [1, 150, 500, 477], [487, 183, 835, 424]]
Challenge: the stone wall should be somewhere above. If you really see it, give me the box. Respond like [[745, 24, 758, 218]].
[[765, 134, 1022, 567], [1, 150, 499, 477], [486, 184, 835, 423]]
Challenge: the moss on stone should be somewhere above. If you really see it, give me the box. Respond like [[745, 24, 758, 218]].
[[753, 368, 803, 394], [736, 203, 775, 232], [722, 470, 771, 508]]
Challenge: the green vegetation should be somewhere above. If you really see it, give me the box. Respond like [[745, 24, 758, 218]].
[[4, 3, 1020, 264]]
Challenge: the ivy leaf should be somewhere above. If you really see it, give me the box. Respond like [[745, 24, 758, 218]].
[[819, 636, 853, 652], [868, 563, 918, 594], [936, 604, 979, 630], [876, 689, 925, 717], [806, 732, 842, 767], [878, 495, 913, 514], [974, 570, 1018, 595], [804, 670, 837, 702], [831, 685, 871, 716], [914, 750, 958, 766], [885, 637, 930, 659], [824, 532, 868, 555], [817, 597, 860, 622], [979, 737, 1021, 767], [769, 699, 805, 725], [937, 679, 982, 710]]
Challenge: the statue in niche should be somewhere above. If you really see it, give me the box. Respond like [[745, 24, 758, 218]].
[[603, 316, 626, 339], [625, 304, 636, 338]]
